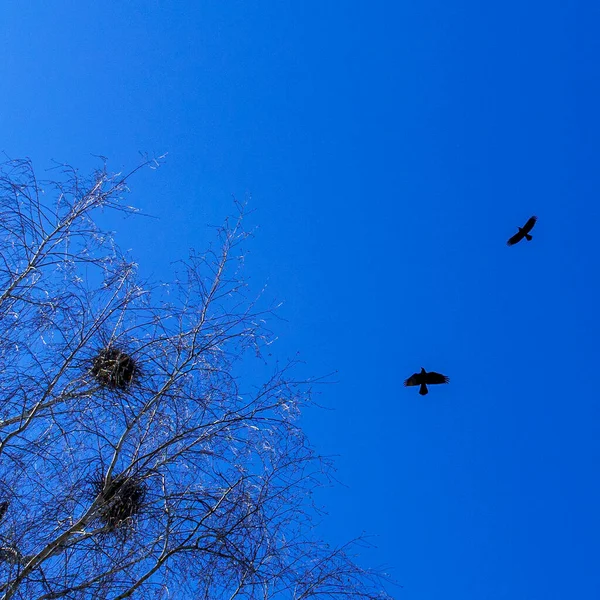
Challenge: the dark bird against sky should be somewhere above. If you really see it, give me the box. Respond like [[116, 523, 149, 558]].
[[404, 367, 450, 396], [507, 216, 537, 246]]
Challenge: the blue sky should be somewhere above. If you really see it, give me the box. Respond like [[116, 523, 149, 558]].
[[2, 1, 600, 598]]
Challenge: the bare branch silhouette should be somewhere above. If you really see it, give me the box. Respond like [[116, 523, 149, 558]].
[[0, 158, 392, 599]]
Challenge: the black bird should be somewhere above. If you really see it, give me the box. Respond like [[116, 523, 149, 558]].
[[404, 367, 450, 396], [507, 216, 537, 246], [0, 501, 8, 522]]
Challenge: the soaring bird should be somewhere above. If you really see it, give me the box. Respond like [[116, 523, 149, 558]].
[[404, 367, 450, 396], [507, 216, 537, 246]]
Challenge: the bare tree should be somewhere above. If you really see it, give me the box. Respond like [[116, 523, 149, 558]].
[[0, 158, 392, 599]]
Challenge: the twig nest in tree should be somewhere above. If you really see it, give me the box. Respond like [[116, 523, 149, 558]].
[[0, 546, 22, 564], [92, 473, 146, 532], [0, 501, 8, 522], [91, 347, 140, 390]]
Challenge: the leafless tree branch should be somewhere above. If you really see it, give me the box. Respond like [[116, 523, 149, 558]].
[[0, 158, 393, 599]]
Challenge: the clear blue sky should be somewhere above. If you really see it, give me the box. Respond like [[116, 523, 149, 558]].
[[2, 2, 600, 598]]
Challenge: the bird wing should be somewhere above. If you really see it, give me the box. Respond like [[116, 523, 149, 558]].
[[404, 373, 422, 387], [507, 230, 525, 246], [522, 215, 537, 234], [424, 371, 450, 384]]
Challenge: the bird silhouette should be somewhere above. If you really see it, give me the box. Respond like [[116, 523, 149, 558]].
[[404, 367, 450, 396], [507, 216, 537, 246]]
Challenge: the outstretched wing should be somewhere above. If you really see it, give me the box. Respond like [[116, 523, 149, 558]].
[[404, 373, 422, 387], [424, 371, 449, 385], [507, 229, 525, 246], [522, 215, 537, 234]]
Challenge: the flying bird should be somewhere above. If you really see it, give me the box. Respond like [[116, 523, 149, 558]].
[[507, 216, 537, 246], [404, 367, 450, 396]]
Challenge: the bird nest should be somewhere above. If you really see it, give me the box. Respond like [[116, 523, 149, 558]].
[[0, 500, 8, 523], [90, 347, 141, 391], [91, 473, 147, 533]]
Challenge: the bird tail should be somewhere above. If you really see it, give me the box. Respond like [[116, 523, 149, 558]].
[[419, 383, 428, 396], [525, 233, 532, 241]]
